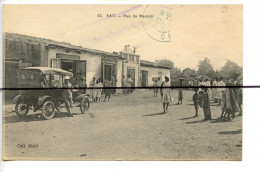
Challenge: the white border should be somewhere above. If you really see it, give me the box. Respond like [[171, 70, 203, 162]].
[[1, 0, 260, 172]]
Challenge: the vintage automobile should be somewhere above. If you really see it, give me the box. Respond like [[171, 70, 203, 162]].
[[13, 67, 90, 119]]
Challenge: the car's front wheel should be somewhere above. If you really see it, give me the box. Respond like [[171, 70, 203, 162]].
[[15, 100, 29, 117], [41, 100, 56, 120]]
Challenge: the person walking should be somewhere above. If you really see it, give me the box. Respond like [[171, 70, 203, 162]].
[[122, 75, 127, 96], [154, 78, 162, 97], [90, 77, 96, 102], [96, 78, 103, 102], [78, 77, 87, 94], [193, 88, 199, 118], [160, 76, 172, 114], [104, 78, 112, 101], [236, 78, 243, 116], [212, 77, 218, 102], [126, 74, 133, 95], [62, 76, 73, 117], [200, 87, 212, 120], [225, 78, 240, 120], [217, 77, 225, 105]]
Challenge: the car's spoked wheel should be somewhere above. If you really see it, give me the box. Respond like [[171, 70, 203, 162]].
[[15, 101, 29, 117], [41, 100, 56, 120], [80, 97, 90, 114]]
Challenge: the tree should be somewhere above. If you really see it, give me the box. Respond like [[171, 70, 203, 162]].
[[219, 60, 242, 79], [182, 68, 196, 79], [155, 59, 174, 69], [197, 58, 214, 79]]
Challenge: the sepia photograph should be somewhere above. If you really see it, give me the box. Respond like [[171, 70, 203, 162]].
[[2, 4, 243, 160]]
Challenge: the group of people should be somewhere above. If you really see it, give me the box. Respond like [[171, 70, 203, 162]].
[[89, 77, 113, 102], [158, 76, 243, 121], [122, 74, 134, 96], [193, 77, 243, 121]]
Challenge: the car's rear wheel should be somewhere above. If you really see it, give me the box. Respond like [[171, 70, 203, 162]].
[[15, 100, 29, 117], [80, 97, 90, 114], [41, 100, 56, 120]]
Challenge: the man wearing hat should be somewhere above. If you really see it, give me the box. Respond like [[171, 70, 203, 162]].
[[62, 76, 73, 117]]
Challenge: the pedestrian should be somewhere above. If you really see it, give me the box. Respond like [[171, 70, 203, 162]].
[[177, 80, 183, 105], [198, 79, 204, 95], [96, 78, 103, 102], [62, 76, 73, 117], [122, 75, 127, 96], [160, 76, 172, 114], [220, 89, 227, 118], [200, 86, 212, 120], [236, 78, 243, 116], [90, 77, 96, 102], [78, 77, 87, 94], [193, 88, 199, 118], [104, 78, 112, 101], [217, 77, 226, 105], [111, 74, 117, 94], [126, 74, 133, 95], [205, 79, 211, 101], [212, 77, 219, 102], [225, 78, 240, 120], [154, 78, 162, 97]]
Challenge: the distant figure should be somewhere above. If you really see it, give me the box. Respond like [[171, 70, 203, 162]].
[[90, 77, 97, 102], [62, 76, 73, 117], [177, 81, 183, 105], [198, 79, 204, 95], [78, 77, 87, 94], [103, 78, 112, 102], [96, 78, 103, 102], [193, 88, 199, 118], [111, 74, 117, 94], [200, 87, 212, 120], [217, 77, 226, 105], [225, 78, 240, 120], [122, 75, 127, 96], [126, 74, 133, 95], [160, 76, 172, 114], [154, 78, 162, 97], [220, 89, 227, 118], [212, 77, 219, 102], [236, 79, 243, 116]]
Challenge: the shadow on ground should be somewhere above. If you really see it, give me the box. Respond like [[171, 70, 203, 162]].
[[179, 116, 196, 120], [143, 112, 164, 116], [4, 112, 78, 124], [218, 129, 242, 135]]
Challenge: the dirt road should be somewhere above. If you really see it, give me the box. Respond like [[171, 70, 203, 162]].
[[3, 89, 242, 160]]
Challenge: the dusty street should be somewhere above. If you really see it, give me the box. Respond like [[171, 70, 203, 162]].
[[3, 89, 242, 160]]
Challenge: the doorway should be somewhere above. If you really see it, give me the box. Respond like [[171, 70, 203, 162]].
[[141, 70, 148, 87], [127, 68, 135, 87]]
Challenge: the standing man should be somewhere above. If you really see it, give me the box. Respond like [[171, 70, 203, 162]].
[[217, 77, 226, 105], [212, 77, 219, 102], [160, 76, 172, 114], [62, 76, 73, 117], [126, 74, 133, 95], [154, 78, 162, 97]]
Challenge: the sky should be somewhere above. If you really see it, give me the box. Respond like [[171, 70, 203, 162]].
[[3, 4, 243, 70]]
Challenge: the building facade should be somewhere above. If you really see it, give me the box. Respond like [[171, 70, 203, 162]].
[[140, 60, 171, 86], [4, 33, 123, 100]]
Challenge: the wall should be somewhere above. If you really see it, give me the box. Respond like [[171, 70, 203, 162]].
[[140, 66, 170, 86], [47, 48, 102, 86]]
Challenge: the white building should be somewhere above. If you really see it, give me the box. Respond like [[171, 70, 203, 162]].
[[140, 60, 171, 86]]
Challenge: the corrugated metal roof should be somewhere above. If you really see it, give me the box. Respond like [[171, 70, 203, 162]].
[[4, 32, 122, 59]]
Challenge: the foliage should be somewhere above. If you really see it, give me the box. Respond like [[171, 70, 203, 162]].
[[219, 60, 242, 80], [197, 58, 214, 79]]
